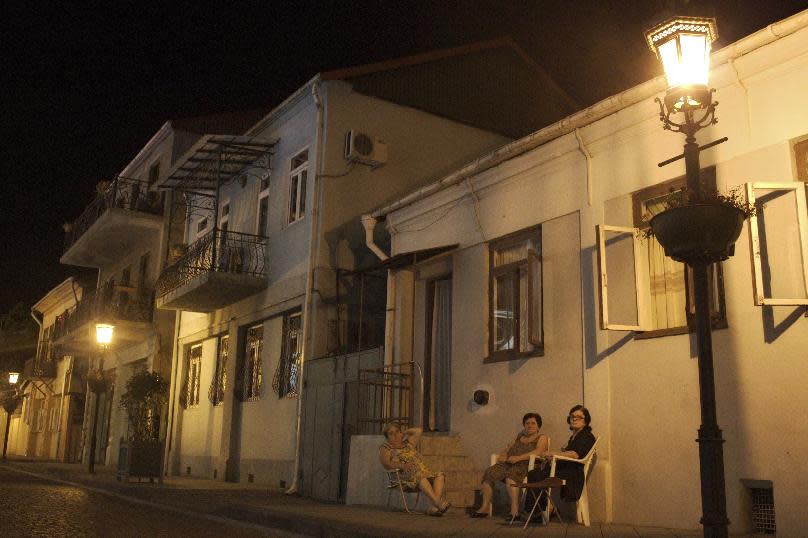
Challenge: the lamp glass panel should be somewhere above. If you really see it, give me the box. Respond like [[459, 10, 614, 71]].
[[8, 372, 19, 384], [96, 324, 114, 345], [679, 33, 710, 85], [658, 39, 682, 87]]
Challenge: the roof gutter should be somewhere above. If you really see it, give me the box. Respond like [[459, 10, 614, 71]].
[[371, 9, 808, 219]]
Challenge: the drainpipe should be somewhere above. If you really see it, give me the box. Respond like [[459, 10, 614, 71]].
[[287, 79, 325, 495], [574, 128, 593, 207], [361, 215, 395, 366]]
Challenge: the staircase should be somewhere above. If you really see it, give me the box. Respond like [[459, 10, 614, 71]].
[[419, 433, 480, 507]]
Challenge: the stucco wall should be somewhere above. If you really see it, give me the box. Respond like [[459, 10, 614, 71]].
[[384, 22, 808, 535]]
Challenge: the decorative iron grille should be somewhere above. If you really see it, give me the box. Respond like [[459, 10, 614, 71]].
[[155, 228, 268, 299], [751, 487, 776, 534], [64, 176, 163, 253], [356, 361, 414, 435], [52, 281, 154, 342]]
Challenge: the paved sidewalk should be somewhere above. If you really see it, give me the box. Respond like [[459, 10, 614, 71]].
[[1, 459, 705, 537]]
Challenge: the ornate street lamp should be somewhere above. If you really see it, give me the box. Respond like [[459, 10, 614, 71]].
[[646, 16, 730, 538], [2, 372, 22, 460], [88, 323, 114, 473]]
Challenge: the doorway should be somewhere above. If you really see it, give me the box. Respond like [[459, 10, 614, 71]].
[[423, 277, 452, 432]]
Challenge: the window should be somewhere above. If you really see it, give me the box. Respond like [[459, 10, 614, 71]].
[[49, 396, 61, 431], [598, 168, 727, 334], [288, 149, 308, 224], [121, 266, 131, 287], [196, 217, 209, 238], [186, 345, 202, 407], [746, 182, 808, 305], [138, 252, 150, 288], [210, 335, 229, 406], [148, 162, 160, 186], [273, 312, 302, 398], [219, 201, 230, 232], [244, 324, 264, 400], [487, 226, 543, 362], [257, 177, 269, 235]]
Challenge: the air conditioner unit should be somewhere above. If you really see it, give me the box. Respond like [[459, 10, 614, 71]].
[[344, 130, 387, 166]]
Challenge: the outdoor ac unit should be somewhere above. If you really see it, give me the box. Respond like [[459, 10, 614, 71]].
[[344, 130, 387, 166]]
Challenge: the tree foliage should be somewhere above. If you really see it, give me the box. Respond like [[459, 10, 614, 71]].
[[119, 370, 168, 442]]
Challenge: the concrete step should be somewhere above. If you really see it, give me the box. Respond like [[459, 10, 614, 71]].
[[420, 454, 475, 472], [419, 435, 466, 457]]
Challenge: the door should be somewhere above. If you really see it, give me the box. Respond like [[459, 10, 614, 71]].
[[423, 278, 452, 432]]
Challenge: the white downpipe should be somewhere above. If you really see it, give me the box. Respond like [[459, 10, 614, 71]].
[[574, 128, 593, 207], [287, 80, 326, 495], [361, 214, 395, 366]]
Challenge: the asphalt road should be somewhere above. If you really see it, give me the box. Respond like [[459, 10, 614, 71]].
[[0, 466, 293, 537]]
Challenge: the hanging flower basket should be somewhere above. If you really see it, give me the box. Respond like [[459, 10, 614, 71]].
[[649, 204, 745, 264]]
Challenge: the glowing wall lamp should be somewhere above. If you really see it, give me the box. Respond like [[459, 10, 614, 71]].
[[95, 323, 114, 347], [8, 372, 19, 385]]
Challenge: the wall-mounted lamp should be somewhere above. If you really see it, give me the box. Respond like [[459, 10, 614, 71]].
[[473, 390, 489, 406]]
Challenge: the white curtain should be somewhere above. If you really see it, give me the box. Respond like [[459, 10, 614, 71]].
[[430, 279, 452, 431]]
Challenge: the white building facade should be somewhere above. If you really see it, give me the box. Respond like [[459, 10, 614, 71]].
[[370, 11, 808, 535]]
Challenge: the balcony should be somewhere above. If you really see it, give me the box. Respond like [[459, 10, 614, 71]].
[[53, 281, 155, 354], [61, 176, 164, 268], [155, 229, 268, 312]]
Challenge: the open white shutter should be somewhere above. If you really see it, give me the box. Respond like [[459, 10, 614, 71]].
[[597, 225, 651, 331], [746, 182, 808, 306]]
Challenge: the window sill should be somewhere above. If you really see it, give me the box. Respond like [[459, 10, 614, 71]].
[[634, 319, 728, 340], [483, 348, 544, 364]]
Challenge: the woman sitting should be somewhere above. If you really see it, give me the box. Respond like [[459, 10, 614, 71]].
[[378, 422, 450, 516], [525, 404, 596, 511], [472, 412, 549, 519]]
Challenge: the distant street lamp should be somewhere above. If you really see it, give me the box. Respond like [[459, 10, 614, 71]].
[[2, 371, 21, 460], [646, 16, 730, 538], [88, 323, 114, 473]]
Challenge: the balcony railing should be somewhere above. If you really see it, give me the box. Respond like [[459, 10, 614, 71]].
[[156, 229, 268, 300], [53, 281, 155, 342], [64, 176, 163, 253]]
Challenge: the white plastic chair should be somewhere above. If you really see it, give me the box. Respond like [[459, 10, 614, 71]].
[[385, 468, 421, 514], [548, 436, 599, 526]]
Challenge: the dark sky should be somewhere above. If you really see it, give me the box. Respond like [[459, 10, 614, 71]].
[[2, 1, 805, 314]]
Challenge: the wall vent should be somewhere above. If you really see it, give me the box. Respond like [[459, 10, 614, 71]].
[[742, 479, 776, 534]]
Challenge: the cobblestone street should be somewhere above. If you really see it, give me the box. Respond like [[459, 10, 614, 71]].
[[0, 466, 290, 537]]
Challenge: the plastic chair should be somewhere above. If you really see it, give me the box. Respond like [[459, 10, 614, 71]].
[[385, 468, 421, 514], [548, 436, 599, 526], [488, 437, 548, 518]]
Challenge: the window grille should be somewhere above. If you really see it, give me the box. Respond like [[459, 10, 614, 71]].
[[750, 487, 776, 534], [273, 312, 302, 398], [244, 324, 264, 400], [186, 345, 202, 407], [209, 335, 229, 406]]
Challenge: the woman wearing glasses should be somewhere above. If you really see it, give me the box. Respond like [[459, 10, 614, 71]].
[[526, 405, 595, 508]]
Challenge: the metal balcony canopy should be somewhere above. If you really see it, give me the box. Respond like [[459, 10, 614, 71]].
[[161, 134, 277, 192]]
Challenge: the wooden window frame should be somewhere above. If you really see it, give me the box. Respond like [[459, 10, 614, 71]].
[[793, 136, 808, 183], [746, 182, 808, 306], [599, 168, 727, 336], [288, 149, 309, 224], [485, 225, 543, 363], [257, 191, 269, 236]]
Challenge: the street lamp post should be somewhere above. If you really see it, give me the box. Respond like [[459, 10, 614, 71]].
[[88, 324, 114, 474], [646, 17, 729, 538], [2, 372, 21, 460]]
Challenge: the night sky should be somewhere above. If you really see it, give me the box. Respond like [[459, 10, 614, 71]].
[[3, 1, 805, 314]]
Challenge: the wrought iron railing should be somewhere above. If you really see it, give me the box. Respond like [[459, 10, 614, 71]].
[[356, 361, 415, 435], [155, 228, 268, 299], [52, 281, 155, 342], [64, 176, 163, 253]]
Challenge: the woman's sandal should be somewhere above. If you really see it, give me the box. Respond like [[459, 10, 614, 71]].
[[469, 510, 490, 518], [439, 501, 451, 514], [427, 508, 443, 517]]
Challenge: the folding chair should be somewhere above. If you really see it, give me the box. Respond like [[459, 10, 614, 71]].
[[489, 437, 548, 519], [385, 468, 421, 514], [519, 476, 565, 528], [548, 436, 600, 527]]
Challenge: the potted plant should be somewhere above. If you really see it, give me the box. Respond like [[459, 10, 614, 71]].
[[118, 370, 168, 481], [644, 186, 756, 264]]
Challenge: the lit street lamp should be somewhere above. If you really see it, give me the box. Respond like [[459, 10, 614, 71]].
[[2, 371, 21, 460], [88, 323, 114, 474], [646, 16, 730, 538]]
